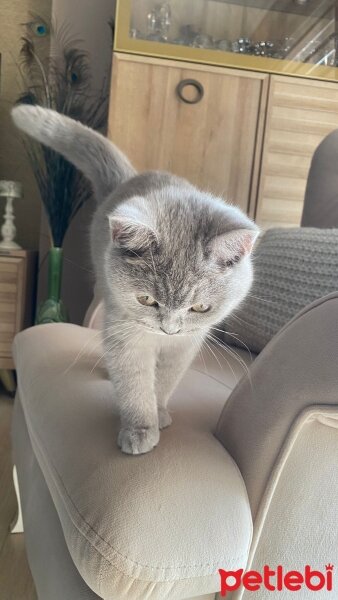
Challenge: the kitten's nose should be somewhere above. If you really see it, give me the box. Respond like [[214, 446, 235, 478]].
[[160, 326, 181, 335]]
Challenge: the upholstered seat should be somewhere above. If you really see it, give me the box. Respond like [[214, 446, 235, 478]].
[[13, 323, 253, 600]]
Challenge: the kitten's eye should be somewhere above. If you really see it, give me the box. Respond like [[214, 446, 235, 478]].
[[190, 303, 210, 313], [226, 255, 241, 268], [137, 294, 158, 307]]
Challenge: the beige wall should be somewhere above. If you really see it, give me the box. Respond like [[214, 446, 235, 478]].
[[52, 0, 115, 89], [0, 0, 52, 249]]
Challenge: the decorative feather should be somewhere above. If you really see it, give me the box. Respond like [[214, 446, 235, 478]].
[[20, 37, 51, 106], [16, 14, 111, 247]]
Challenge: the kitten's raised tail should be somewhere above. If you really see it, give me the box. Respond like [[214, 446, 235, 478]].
[[11, 105, 136, 200]]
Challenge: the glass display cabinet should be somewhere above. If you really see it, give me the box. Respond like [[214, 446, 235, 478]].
[[115, 0, 338, 81]]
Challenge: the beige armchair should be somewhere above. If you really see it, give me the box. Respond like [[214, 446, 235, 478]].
[[10, 288, 338, 600]]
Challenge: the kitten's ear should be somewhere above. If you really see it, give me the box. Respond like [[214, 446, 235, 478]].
[[108, 205, 158, 252], [210, 228, 259, 265]]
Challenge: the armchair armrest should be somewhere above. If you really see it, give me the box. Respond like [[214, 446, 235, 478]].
[[215, 292, 338, 518]]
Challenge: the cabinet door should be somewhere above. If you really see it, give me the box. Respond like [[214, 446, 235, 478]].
[[0, 257, 22, 359], [256, 75, 338, 229], [109, 53, 268, 214]]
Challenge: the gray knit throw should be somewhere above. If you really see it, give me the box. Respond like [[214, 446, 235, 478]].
[[223, 228, 338, 354]]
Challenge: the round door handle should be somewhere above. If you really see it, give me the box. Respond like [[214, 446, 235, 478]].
[[176, 79, 204, 104]]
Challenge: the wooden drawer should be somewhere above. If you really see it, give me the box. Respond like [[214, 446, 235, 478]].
[[0, 258, 22, 346], [0, 332, 14, 356], [0, 251, 37, 367]]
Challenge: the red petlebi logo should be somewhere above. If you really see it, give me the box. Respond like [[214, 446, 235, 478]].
[[219, 564, 334, 596]]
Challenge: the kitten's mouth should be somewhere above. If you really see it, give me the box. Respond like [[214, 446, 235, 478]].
[[159, 326, 181, 336]]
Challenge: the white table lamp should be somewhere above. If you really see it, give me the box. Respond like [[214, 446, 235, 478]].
[[0, 180, 23, 250]]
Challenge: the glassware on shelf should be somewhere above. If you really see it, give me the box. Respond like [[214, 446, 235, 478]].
[[172, 24, 197, 46], [229, 37, 294, 59], [159, 2, 171, 38], [231, 38, 252, 54], [136, 3, 298, 57], [146, 2, 171, 42], [191, 34, 215, 49], [129, 28, 140, 39], [119, 0, 338, 82], [217, 39, 231, 52]]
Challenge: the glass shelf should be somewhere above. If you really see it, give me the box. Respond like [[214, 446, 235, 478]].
[[114, 0, 338, 81], [210, 0, 333, 18]]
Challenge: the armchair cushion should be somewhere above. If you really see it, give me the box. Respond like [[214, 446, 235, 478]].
[[223, 227, 338, 353], [216, 292, 338, 517], [13, 324, 253, 600]]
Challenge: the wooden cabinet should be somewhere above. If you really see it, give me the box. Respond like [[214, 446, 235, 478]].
[[0, 250, 37, 371], [108, 53, 338, 228], [109, 53, 269, 215], [256, 75, 338, 229]]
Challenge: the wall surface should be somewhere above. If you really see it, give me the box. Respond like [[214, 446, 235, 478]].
[[37, 0, 116, 323], [0, 0, 52, 249]]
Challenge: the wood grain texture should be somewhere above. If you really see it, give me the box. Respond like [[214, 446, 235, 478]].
[[0, 251, 37, 369], [256, 75, 338, 229], [0, 392, 37, 600], [109, 53, 268, 212]]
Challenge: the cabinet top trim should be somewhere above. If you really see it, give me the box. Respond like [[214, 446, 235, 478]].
[[113, 52, 269, 80]]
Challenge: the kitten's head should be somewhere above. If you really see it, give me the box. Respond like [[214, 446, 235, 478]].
[[105, 173, 259, 335]]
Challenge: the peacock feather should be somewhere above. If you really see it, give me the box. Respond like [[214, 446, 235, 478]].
[[16, 13, 111, 247]]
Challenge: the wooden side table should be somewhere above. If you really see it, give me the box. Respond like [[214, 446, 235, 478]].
[[0, 249, 37, 393]]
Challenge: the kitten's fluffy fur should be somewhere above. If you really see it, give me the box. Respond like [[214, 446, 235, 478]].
[[12, 105, 259, 454]]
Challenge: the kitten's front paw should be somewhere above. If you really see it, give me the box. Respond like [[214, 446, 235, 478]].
[[117, 426, 160, 455], [158, 408, 172, 430]]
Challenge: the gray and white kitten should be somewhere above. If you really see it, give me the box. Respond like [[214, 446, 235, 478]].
[[12, 105, 259, 455]]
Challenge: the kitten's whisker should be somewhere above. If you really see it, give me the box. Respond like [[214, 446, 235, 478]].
[[245, 293, 275, 304], [206, 334, 238, 382], [103, 327, 137, 348], [224, 334, 253, 362], [203, 337, 223, 370], [209, 327, 253, 362], [64, 322, 137, 375], [64, 257, 95, 275], [208, 333, 253, 390], [193, 333, 208, 376], [227, 313, 254, 329], [91, 328, 140, 374], [209, 332, 248, 371], [208, 325, 227, 334], [197, 334, 214, 366], [63, 329, 107, 375], [208, 333, 248, 377]]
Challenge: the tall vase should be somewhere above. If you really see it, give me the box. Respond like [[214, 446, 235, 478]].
[[35, 247, 69, 324]]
